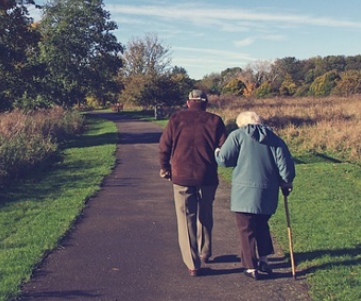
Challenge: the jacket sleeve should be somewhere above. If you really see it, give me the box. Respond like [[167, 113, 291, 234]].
[[215, 131, 240, 168], [217, 118, 228, 148], [159, 122, 172, 170], [275, 138, 296, 184]]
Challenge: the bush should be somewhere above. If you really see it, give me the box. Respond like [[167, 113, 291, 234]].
[[309, 71, 340, 96], [254, 81, 276, 98], [0, 107, 84, 184]]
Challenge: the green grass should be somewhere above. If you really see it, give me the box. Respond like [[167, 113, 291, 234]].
[[0, 115, 118, 301], [218, 153, 361, 301]]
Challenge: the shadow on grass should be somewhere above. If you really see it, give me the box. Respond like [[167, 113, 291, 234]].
[[272, 247, 361, 278], [293, 152, 343, 165], [66, 132, 120, 148]]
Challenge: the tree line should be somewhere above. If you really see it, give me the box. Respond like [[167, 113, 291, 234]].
[[199, 55, 361, 99], [1, 0, 361, 113]]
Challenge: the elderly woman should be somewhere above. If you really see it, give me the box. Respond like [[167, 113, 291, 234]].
[[215, 111, 295, 280]]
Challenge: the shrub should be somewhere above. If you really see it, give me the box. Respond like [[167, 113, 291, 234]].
[[0, 107, 84, 184], [309, 71, 340, 96], [254, 81, 276, 98]]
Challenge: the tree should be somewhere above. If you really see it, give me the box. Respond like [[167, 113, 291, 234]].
[[254, 81, 276, 98], [170, 68, 194, 105], [120, 33, 173, 107], [324, 55, 346, 73], [38, 0, 123, 107], [0, 0, 41, 111], [270, 57, 302, 90], [332, 70, 361, 97], [279, 74, 297, 96], [250, 60, 272, 87], [309, 71, 340, 96], [197, 72, 222, 95], [220, 67, 242, 87], [345, 55, 361, 71], [122, 32, 171, 77], [221, 78, 246, 96]]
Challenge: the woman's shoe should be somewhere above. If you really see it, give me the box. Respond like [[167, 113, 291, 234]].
[[243, 269, 259, 280]]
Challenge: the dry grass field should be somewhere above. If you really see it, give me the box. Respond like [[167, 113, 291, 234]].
[[208, 95, 361, 162]]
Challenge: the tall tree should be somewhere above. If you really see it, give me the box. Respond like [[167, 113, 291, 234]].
[[122, 32, 171, 77], [38, 0, 123, 107], [0, 0, 40, 111], [120, 33, 173, 107], [270, 57, 302, 89]]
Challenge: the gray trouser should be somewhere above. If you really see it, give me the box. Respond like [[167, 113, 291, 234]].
[[173, 184, 217, 270]]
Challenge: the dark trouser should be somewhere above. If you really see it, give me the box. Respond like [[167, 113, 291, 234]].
[[235, 212, 274, 269]]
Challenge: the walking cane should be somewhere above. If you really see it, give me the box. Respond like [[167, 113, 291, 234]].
[[283, 193, 296, 280]]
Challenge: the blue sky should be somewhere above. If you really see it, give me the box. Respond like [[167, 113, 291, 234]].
[[31, 0, 361, 80]]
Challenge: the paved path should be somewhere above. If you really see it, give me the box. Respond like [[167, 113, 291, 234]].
[[18, 112, 311, 301]]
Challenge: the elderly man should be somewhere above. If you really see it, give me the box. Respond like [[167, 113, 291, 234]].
[[159, 89, 227, 276]]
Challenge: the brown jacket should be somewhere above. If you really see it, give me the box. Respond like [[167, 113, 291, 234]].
[[159, 106, 227, 186]]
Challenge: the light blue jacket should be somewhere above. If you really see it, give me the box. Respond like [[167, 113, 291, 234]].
[[215, 124, 295, 215]]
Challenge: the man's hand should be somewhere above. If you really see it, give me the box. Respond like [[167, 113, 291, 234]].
[[280, 183, 293, 196], [159, 169, 171, 180]]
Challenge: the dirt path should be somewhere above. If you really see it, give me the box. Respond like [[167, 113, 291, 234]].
[[18, 112, 311, 301]]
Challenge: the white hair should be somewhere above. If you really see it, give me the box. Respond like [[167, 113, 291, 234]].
[[236, 111, 263, 128]]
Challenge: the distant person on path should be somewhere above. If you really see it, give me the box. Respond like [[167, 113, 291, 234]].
[[159, 89, 227, 276], [215, 111, 295, 280]]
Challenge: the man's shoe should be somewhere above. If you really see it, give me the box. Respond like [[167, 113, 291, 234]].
[[259, 261, 273, 275], [243, 269, 259, 280], [188, 269, 200, 276]]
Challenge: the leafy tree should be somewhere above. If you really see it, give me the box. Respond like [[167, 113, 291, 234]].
[[170, 69, 194, 105], [254, 81, 276, 98], [324, 55, 346, 73], [309, 71, 340, 96], [270, 57, 302, 90], [221, 78, 246, 96], [119, 73, 185, 108], [294, 84, 310, 97], [197, 72, 222, 95], [345, 55, 361, 71], [220, 67, 242, 87], [38, 0, 123, 107], [120, 33, 173, 107], [0, 0, 41, 111], [332, 70, 361, 97], [279, 74, 297, 96]]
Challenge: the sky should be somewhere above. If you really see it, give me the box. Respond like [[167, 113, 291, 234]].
[[30, 0, 361, 80]]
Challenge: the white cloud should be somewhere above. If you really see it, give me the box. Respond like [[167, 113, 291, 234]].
[[174, 46, 256, 61], [234, 37, 255, 47], [108, 3, 361, 30]]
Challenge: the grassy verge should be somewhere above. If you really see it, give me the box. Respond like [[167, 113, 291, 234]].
[[0, 115, 118, 301], [218, 153, 361, 301]]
